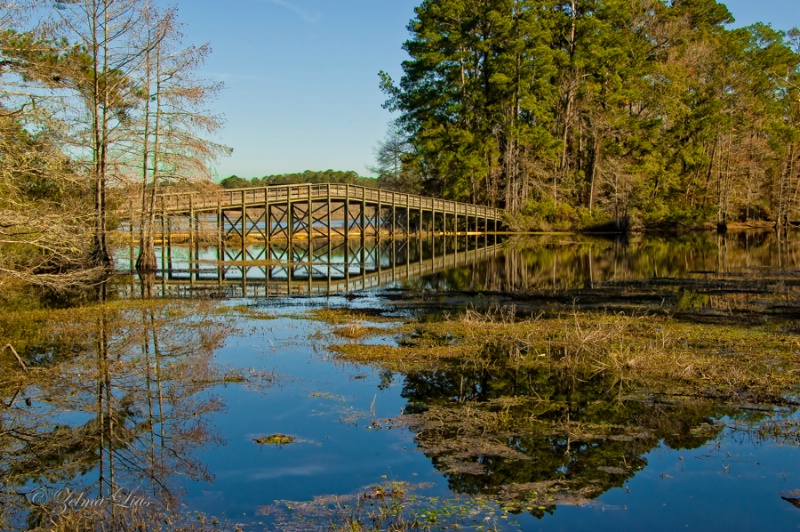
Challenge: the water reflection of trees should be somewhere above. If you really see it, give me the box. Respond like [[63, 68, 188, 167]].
[[397, 357, 787, 516], [407, 232, 800, 294], [0, 298, 229, 530]]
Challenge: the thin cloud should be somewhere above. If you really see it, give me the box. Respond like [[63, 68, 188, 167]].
[[266, 0, 321, 24]]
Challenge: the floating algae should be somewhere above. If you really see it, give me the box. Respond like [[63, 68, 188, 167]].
[[254, 433, 295, 446]]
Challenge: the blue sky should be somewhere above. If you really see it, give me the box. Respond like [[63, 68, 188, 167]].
[[172, 0, 799, 181]]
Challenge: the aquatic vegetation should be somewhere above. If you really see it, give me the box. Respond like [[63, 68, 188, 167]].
[[333, 306, 800, 403], [254, 433, 295, 446], [261, 480, 512, 531], [325, 297, 800, 522], [331, 322, 390, 340], [305, 307, 405, 341], [306, 307, 407, 326], [213, 303, 276, 321]]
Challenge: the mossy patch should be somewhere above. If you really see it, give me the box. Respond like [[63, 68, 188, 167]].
[[330, 344, 477, 372], [254, 433, 295, 446]]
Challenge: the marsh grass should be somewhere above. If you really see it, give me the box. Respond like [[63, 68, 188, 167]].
[[332, 322, 389, 340], [307, 307, 408, 326], [30, 503, 245, 532], [325, 302, 800, 517], [212, 303, 276, 320], [261, 481, 509, 531], [306, 307, 405, 342], [332, 305, 800, 403]]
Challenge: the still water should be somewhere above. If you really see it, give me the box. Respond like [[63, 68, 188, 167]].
[[3, 231, 800, 530]]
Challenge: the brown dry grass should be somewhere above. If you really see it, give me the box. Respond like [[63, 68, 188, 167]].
[[331, 305, 800, 403]]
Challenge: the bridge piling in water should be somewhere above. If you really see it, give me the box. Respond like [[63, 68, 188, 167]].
[[119, 235, 503, 298]]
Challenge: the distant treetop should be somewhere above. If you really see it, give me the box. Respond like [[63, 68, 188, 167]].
[[220, 170, 378, 189]]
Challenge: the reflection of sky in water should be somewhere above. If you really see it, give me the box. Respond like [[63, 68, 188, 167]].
[[164, 300, 800, 530], [186, 312, 437, 518], [25, 232, 800, 529]]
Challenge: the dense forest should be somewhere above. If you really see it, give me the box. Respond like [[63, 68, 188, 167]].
[[220, 170, 378, 189], [375, 0, 800, 230]]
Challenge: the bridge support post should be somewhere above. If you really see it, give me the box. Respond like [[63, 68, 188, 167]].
[[327, 184, 332, 243], [217, 199, 223, 286], [307, 184, 313, 240], [264, 188, 270, 249], [360, 192, 366, 248], [287, 202, 293, 243], [377, 191, 382, 242], [406, 198, 410, 238], [241, 190, 247, 261], [345, 186, 350, 245], [160, 198, 166, 273], [308, 185, 313, 282], [391, 192, 397, 239], [189, 195, 195, 280]]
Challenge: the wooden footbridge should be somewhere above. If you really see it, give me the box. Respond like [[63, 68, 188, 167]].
[[148, 183, 505, 249]]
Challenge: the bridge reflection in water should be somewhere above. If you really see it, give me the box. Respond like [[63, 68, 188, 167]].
[[117, 234, 502, 298]]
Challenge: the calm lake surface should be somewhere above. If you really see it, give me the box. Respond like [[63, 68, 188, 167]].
[[4, 231, 800, 530]]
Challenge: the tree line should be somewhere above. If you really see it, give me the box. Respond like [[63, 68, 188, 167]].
[[0, 0, 225, 289], [376, 0, 800, 231], [220, 169, 378, 189]]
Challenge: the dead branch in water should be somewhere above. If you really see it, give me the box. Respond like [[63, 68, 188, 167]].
[[3, 344, 27, 372]]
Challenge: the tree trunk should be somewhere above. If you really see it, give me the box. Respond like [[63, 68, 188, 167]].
[[588, 128, 601, 212], [557, 0, 578, 204]]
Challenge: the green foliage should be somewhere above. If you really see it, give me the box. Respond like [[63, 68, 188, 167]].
[[220, 170, 378, 189], [574, 206, 614, 230], [382, 0, 800, 228], [218, 174, 250, 189], [513, 199, 577, 231], [639, 201, 716, 229]]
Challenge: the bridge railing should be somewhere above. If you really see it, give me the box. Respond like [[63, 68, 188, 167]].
[[154, 183, 504, 221]]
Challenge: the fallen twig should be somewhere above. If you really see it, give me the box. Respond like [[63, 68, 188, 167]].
[[3, 344, 27, 372]]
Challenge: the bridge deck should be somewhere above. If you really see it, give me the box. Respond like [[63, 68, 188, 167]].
[[156, 183, 504, 222]]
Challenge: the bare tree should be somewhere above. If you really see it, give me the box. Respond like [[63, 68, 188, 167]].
[[48, 0, 149, 267], [0, 3, 103, 290], [134, 2, 228, 272], [370, 124, 419, 194]]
